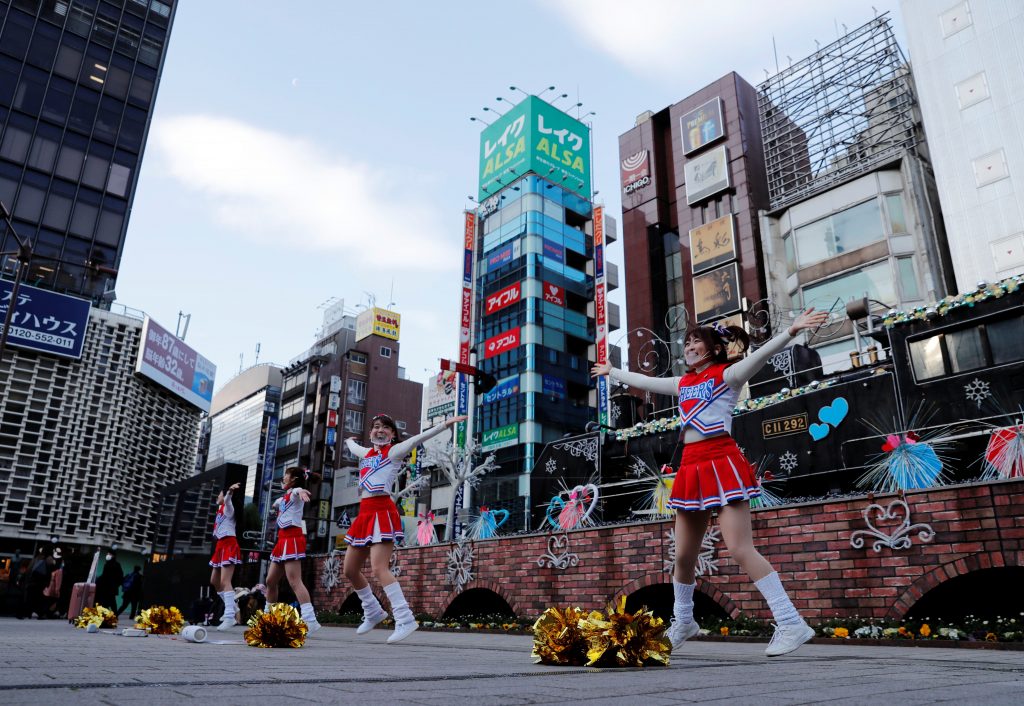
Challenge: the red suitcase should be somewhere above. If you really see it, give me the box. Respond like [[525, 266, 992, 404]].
[[67, 582, 96, 621]]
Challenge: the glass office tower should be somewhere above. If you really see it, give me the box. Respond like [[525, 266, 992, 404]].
[[0, 0, 175, 301]]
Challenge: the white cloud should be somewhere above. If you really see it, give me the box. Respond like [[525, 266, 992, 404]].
[[150, 115, 456, 270], [545, 0, 900, 83]]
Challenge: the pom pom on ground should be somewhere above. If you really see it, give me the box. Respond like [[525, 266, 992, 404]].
[[244, 602, 308, 648], [531, 606, 588, 665], [74, 605, 118, 629], [135, 605, 185, 635], [579, 596, 671, 667]]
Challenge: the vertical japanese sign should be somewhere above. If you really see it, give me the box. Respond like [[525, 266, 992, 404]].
[[259, 402, 280, 518], [457, 211, 476, 447], [593, 206, 609, 429], [0, 280, 90, 359]]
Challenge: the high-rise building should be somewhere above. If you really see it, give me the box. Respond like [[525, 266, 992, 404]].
[[617, 73, 770, 409], [0, 0, 175, 301], [900, 0, 1024, 290], [464, 95, 619, 530]]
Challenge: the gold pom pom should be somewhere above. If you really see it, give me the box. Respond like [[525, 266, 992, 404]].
[[579, 596, 671, 667], [74, 605, 118, 629], [244, 603, 308, 648], [531, 606, 588, 665], [135, 606, 185, 635]]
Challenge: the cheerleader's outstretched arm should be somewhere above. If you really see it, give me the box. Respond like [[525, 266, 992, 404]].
[[388, 415, 467, 461], [723, 308, 830, 389], [345, 438, 370, 458], [590, 362, 680, 396]]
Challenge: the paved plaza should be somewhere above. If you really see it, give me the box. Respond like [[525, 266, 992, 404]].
[[2, 618, 1022, 705]]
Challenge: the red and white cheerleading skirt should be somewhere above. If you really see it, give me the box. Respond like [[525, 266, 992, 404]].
[[345, 495, 404, 547], [209, 536, 242, 567], [270, 526, 306, 563], [667, 435, 762, 511]]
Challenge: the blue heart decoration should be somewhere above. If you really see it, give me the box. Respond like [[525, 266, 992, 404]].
[[809, 422, 831, 441], [817, 397, 849, 428], [545, 497, 565, 528], [491, 509, 509, 528]]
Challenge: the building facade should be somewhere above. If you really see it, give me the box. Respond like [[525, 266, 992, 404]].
[[617, 72, 770, 408], [900, 0, 1024, 290], [0, 306, 201, 557], [0, 0, 175, 302], [466, 95, 620, 531]]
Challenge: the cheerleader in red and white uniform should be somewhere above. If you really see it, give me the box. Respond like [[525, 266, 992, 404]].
[[343, 413, 467, 643], [209, 482, 242, 630], [266, 466, 322, 632], [593, 308, 829, 657]]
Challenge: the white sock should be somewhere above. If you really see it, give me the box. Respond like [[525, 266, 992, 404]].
[[383, 582, 414, 626], [219, 592, 235, 621], [754, 572, 803, 626], [673, 580, 696, 624], [355, 585, 383, 616], [299, 602, 318, 624]]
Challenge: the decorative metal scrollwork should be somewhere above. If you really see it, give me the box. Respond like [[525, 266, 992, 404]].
[[536, 531, 580, 570], [551, 436, 599, 464], [849, 497, 935, 552]]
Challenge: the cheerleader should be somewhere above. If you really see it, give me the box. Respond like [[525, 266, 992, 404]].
[[266, 467, 322, 632], [343, 413, 466, 643], [592, 308, 829, 657], [209, 482, 242, 630]]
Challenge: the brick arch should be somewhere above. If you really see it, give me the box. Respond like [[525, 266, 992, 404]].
[[439, 579, 522, 617], [886, 550, 1020, 620], [611, 573, 740, 619]]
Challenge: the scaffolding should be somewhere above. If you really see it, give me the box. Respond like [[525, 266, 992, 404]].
[[758, 14, 917, 211]]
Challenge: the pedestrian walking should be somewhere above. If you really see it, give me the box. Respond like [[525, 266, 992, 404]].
[[95, 550, 123, 613], [118, 565, 144, 619]]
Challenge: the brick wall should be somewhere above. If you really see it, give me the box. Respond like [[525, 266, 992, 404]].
[[311, 478, 1024, 621]]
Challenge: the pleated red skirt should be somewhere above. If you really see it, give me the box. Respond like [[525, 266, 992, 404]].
[[667, 435, 762, 511], [345, 495, 404, 547], [209, 536, 242, 567]]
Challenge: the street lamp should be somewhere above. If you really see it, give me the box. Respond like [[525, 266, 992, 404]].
[[0, 200, 33, 363]]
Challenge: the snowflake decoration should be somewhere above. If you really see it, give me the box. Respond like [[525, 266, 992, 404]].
[[389, 548, 402, 578], [321, 551, 343, 592], [445, 539, 474, 592], [964, 378, 991, 408], [629, 457, 649, 478], [663, 526, 720, 576], [545, 457, 558, 475], [779, 451, 799, 474], [610, 401, 621, 426]]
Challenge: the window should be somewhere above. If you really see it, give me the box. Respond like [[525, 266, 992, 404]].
[[908, 314, 1024, 381], [396, 420, 407, 430], [988, 316, 1024, 365], [350, 351, 367, 364], [0, 124, 31, 163], [802, 260, 896, 310], [379, 347, 391, 358], [945, 328, 985, 374], [344, 410, 364, 433], [909, 336, 944, 381], [54, 43, 84, 80], [782, 232, 796, 273], [106, 162, 131, 197], [793, 199, 884, 267], [42, 192, 72, 230], [897, 256, 920, 301], [14, 183, 45, 222], [346, 379, 366, 404], [886, 194, 908, 234], [41, 78, 74, 124]]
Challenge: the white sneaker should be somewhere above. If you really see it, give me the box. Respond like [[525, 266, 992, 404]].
[[216, 616, 235, 631], [765, 622, 815, 657], [666, 619, 700, 651], [304, 617, 321, 633], [386, 621, 418, 644], [356, 610, 387, 635]]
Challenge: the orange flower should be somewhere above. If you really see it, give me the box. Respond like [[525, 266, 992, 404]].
[[897, 626, 913, 639], [833, 627, 849, 638], [919, 624, 931, 638], [720, 626, 730, 636], [985, 632, 998, 642]]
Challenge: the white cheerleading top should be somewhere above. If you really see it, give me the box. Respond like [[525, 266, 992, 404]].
[[274, 490, 305, 529], [212, 495, 236, 539], [345, 420, 456, 499]]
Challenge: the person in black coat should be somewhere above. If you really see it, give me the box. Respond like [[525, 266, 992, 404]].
[[117, 565, 143, 619], [95, 551, 123, 611]]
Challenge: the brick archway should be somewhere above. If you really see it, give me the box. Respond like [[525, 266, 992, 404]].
[[887, 550, 1020, 620], [612, 573, 739, 619], [440, 580, 522, 618]]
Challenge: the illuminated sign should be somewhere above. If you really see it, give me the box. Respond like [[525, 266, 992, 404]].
[[680, 97, 725, 155], [684, 144, 730, 205], [621, 149, 651, 194], [481, 422, 518, 451], [542, 239, 564, 263], [482, 375, 520, 404]]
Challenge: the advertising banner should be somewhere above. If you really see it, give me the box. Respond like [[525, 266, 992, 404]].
[[694, 262, 742, 322], [483, 240, 521, 273], [135, 316, 217, 412], [484, 281, 522, 316], [259, 413, 279, 517], [478, 95, 591, 201], [481, 422, 518, 451], [542, 281, 565, 306], [483, 326, 520, 359], [426, 371, 457, 419], [482, 374, 520, 404], [689, 214, 737, 274], [0, 280, 90, 359], [355, 307, 401, 341], [594, 206, 610, 428], [542, 239, 564, 264], [684, 145, 730, 205], [327, 409, 338, 428], [542, 374, 566, 399], [326, 428, 337, 447], [457, 211, 476, 447], [680, 97, 725, 155]]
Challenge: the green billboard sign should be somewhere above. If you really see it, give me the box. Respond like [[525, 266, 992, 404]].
[[481, 422, 519, 451], [478, 95, 591, 201]]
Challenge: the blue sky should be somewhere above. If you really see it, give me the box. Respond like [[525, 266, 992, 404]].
[[116, 0, 904, 391]]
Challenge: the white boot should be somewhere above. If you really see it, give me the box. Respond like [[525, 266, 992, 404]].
[[217, 591, 236, 631], [300, 602, 321, 633], [384, 582, 417, 644], [355, 585, 386, 635]]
